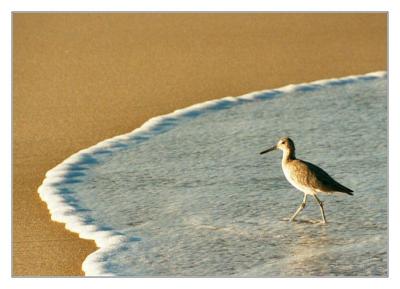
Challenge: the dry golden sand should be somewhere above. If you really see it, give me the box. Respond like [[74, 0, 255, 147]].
[[13, 13, 387, 276]]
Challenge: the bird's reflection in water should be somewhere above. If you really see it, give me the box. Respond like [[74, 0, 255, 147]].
[[282, 223, 344, 276]]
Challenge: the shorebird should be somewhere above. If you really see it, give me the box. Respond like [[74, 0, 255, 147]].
[[260, 137, 353, 224]]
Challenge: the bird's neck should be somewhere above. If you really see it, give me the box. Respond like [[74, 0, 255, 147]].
[[282, 149, 296, 164]]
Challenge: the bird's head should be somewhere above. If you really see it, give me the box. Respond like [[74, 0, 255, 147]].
[[260, 137, 295, 155]]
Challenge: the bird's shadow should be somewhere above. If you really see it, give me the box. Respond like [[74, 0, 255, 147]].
[[281, 218, 327, 225]]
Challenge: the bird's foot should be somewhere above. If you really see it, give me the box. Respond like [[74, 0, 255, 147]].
[[310, 219, 327, 225], [281, 217, 294, 222]]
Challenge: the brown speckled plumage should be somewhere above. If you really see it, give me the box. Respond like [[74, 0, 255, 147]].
[[284, 159, 353, 195]]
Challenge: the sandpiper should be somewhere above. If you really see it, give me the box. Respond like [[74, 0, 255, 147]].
[[260, 137, 353, 224]]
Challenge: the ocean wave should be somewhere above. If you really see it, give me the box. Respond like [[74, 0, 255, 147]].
[[37, 71, 387, 276]]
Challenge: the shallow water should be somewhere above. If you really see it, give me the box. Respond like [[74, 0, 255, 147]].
[[43, 73, 387, 276]]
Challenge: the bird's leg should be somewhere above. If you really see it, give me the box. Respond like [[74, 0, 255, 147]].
[[313, 194, 327, 224], [289, 194, 307, 222]]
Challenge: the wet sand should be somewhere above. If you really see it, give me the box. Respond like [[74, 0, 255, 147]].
[[13, 13, 387, 276]]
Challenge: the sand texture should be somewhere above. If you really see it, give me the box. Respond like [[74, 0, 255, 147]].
[[13, 13, 387, 276]]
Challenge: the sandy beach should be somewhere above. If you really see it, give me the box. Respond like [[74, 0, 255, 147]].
[[13, 13, 387, 276]]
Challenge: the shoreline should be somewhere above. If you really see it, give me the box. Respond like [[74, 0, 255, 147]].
[[13, 13, 387, 276]]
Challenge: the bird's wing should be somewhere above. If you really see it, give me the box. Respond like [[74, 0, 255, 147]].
[[292, 160, 353, 194]]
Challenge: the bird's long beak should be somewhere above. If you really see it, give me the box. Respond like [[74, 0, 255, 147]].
[[260, 145, 276, 155]]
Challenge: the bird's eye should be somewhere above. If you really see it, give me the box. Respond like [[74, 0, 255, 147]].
[[282, 141, 286, 144]]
